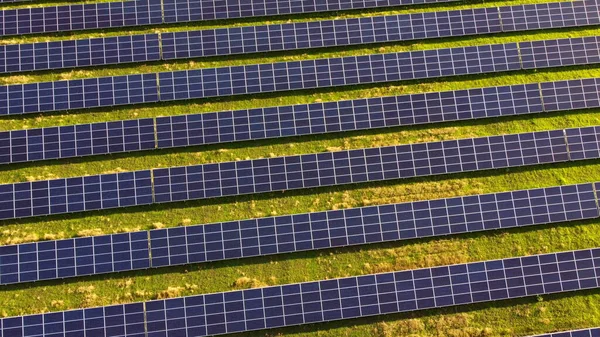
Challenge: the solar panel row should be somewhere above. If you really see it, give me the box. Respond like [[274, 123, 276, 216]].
[[0, 125, 598, 221], [0, 34, 162, 73], [0, 0, 458, 37], [2, 36, 599, 116], [0, 232, 150, 285], [0, 170, 153, 220], [528, 328, 600, 337], [3, 1, 597, 74], [1, 182, 597, 285], [0, 119, 156, 164], [6, 77, 599, 165], [1, 248, 599, 336]]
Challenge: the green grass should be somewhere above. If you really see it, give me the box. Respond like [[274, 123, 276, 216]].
[[1, 0, 600, 335]]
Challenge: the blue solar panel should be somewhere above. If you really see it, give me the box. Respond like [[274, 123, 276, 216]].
[[0, 126, 595, 221], [0, 34, 161, 73], [1, 37, 597, 116], [0, 232, 150, 285], [527, 328, 600, 337], [0, 119, 156, 164], [1, 182, 597, 285], [0, 0, 458, 37], [1, 303, 146, 337], [520, 36, 600, 69], [0, 171, 153, 220], [501, 0, 600, 31], [0, 0, 163, 36], [0, 73, 159, 115], [2, 248, 599, 336]]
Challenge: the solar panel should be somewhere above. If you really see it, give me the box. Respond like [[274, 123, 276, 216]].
[[0, 126, 594, 221], [0, 0, 163, 37], [520, 36, 600, 69], [0, 231, 150, 285], [0, 119, 156, 164], [0, 34, 161, 73], [500, 0, 600, 31], [0, 170, 153, 220], [0, 0, 458, 37], [527, 328, 600, 337], [2, 36, 598, 116], [2, 248, 599, 336], [0, 73, 159, 115], [2, 182, 596, 285], [541, 78, 600, 112]]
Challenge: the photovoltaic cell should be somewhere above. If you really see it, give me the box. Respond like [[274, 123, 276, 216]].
[[1, 36, 597, 116], [0, 0, 458, 37], [2, 248, 600, 336], [0, 34, 161, 73], [0, 126, 595, 221], [0, 73, 159, 115], [526, 328, 600, 337], [0, 170, 153, 220], [0, 118, 156, 164], [0, 231, 150, 285]]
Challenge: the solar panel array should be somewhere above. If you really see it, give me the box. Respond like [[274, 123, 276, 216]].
[[529, 328, 600, 337], [8, 77, 600, 165], [1, 182, 598, 285], [2, 248, 599, 336], [4, 36, 600, 116], [4, 1, 598, 74], [2, 125, 599, 221], [0, 0, 459, 37]]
